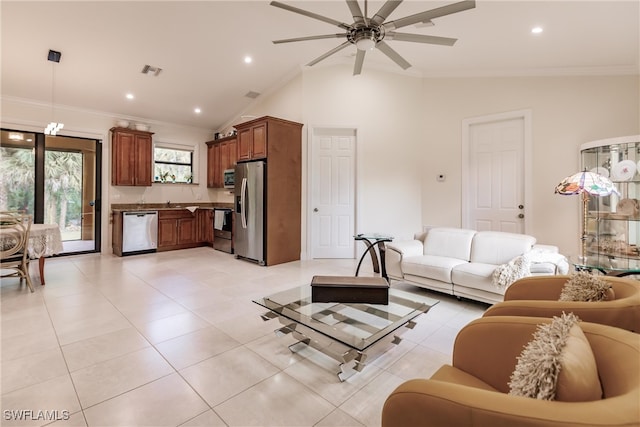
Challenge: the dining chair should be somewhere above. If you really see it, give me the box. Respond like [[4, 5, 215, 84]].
[[0, 212, 34, 292]]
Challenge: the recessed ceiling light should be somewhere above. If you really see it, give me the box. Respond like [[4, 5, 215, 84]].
[[244, 56, 253, 64], [531, 26, 543, 34], [194, 108, 201, 114], [126, 93, 134, 100]]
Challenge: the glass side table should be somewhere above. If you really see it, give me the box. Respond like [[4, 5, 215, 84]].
[[570, 256, 640, 277], [354, 233, 394, 282]]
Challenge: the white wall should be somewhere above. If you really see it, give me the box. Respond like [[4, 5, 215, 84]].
[[237, 64, 425, 259], [1, 96, 216, 253], [421, 75, 640, 254]]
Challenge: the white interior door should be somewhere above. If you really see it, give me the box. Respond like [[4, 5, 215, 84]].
[[310, 128, 356, 258], [463, 111, 531, 233]]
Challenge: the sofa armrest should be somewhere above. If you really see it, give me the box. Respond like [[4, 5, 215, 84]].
[[386, 240, 424, 258], [386, 240, 424, 280]]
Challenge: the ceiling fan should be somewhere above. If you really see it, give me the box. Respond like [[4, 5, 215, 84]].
[[270, 0, 476, 75]]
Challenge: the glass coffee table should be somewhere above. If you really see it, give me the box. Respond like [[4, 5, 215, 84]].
[[254, 286, 438, 381]]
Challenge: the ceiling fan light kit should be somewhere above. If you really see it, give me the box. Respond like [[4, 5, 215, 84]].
[[270, 0, 476, 75]]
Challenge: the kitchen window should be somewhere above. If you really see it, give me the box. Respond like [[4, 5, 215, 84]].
[[154, 143, 196, 183]]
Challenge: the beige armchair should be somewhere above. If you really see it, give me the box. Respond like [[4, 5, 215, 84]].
[[382, 316, 640, 427], [483, 275, 640, 332]]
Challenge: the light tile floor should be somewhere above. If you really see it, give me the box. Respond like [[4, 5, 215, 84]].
[[1, 248, 488, 427]]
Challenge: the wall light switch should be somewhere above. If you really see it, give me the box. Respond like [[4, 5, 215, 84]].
[[437, 174, 446, 182]]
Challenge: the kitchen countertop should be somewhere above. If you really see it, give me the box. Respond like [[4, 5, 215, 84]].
[[111, 202, 233, 213]]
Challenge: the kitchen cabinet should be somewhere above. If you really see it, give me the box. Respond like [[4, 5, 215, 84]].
[[197, 208, 214, 244], [206, 135, 237, 188], [111, 127, 153, 186], [111, 211, 124, 256], [581, 135, 640, 271], [206, 142, 221, 187], [233, 116, 303, 266], [157, 209, 197, 251], [237, 122, 266, 161]]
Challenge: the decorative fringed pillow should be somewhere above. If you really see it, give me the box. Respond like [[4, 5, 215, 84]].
[[492, 255, 531, 289], [509, 312, 602, 401], [559, 271, 614, 302]]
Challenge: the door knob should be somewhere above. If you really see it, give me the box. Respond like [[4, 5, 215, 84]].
[[518, 213, 525, 219], [313, 208, 318, 212], [518, 204, 524, 209]]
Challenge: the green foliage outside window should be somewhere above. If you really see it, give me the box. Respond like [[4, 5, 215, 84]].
[[154, 146, 193, 183]]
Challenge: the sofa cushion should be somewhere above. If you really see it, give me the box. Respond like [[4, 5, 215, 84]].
[[423, 228, 476, 260], [508, 312, 602, 401], [470, 231, 536, 265], [403, 255, 468, 283], [451, 262, 499, 292], [559, 271, 615, 302]]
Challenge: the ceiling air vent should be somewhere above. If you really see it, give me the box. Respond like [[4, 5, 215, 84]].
[[141, 65, 162, 76], [245, 91, 260, 99]]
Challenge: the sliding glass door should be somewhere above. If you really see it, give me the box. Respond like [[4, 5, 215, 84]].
[[0, 129, 102, 254]]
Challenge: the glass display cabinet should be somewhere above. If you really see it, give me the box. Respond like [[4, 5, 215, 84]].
[[580, 135, 640, 272]]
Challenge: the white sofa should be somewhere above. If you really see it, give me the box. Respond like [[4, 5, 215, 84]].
[[386, 227, 568, 304]]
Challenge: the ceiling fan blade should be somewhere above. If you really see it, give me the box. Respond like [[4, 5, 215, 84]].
[[353, 49, 366, 75], [270, 1, 351, 30], [346, 0, 365, 25], [376, 41, 411, 70], [385, 32, 457, 46], [273, 34, 348, 44], [371, 0, 403, 25], [384, 0, 475, 31], [307, 41, 352, 67]]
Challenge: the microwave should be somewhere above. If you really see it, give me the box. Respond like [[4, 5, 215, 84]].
[[223, 168, 235, 189]]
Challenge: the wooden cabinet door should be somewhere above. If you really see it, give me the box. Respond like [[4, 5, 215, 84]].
[[112, 128, 153, 186], [177, 217, 196, 244], [196, 209, 213, 243], [135, 134, 152, 186], [251, 123, 267, 159], [228, 139, 237, 168], [206, 143, 215, 188], [158, 218, 178, 247], [112, 132, 136, 186], [220, 141, 230, 172], [112, 212, 123, 256], [237, 128, 252, 161], [212, 144, 222, 187]]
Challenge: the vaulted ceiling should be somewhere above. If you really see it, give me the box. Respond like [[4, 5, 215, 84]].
[[2, 1, 638, 131]]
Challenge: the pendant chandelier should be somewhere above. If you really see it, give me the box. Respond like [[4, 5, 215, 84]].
[[44, 49, 63, 136]]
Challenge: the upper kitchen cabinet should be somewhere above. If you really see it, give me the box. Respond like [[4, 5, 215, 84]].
[[236, 120, 266, 161], [111, 127, 153, 186], [206, 135, 237, 188]]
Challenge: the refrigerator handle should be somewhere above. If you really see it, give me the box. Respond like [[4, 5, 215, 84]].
[[240, 177, 248, 229]]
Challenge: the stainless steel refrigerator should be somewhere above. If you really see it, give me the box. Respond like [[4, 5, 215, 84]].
[[234, 160, 266, 265]]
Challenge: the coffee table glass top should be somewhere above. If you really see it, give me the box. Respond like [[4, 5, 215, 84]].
[[253, 286, 438, 351]]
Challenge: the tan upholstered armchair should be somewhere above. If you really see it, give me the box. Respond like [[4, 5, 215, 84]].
[[482, 275, 640, 332], [382, 316, 640, 427]]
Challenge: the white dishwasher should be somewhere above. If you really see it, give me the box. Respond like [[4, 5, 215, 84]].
[[122, 211, 158, 255]]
